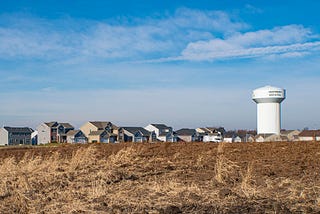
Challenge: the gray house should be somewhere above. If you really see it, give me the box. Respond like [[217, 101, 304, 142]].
[[66, 130, 87, 143], [37, 122, 74, 144], [0, 127, 33, 146], [118, 127, 155, 142]]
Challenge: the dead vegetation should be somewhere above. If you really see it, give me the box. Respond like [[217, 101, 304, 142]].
[[0, 142, 320, 213]]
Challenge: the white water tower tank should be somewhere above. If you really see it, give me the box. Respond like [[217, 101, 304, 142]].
[[252, 86, 286, 135]]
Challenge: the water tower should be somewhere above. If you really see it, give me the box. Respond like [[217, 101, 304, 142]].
[[252, 85, 286, 135]]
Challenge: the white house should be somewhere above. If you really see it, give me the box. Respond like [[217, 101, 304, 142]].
[[203, 133, 222, 142], [144, 124, 177, 142], [223, 131, 241, 143]]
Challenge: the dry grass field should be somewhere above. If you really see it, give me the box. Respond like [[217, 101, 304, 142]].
[[0, 141, 320, 213]]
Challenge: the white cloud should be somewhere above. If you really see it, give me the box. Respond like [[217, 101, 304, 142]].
[[0, 9, 246, 60], [176, 25, 320, 61]]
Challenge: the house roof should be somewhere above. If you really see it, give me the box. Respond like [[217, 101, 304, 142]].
[[224, 131, 236, 138], [59, 123, 74, 129], [206, 127, 226, 134], [45, 122, 59, 127], [176, 128, 196, 136], [89, 121, 118, 130], [151, 124, 170, 130], [89, 130, 107, 136], [66, 130, 81, 136], [3, 127, 33, 134], [298, 130, 320, 137], [121, 127, 151, 136]]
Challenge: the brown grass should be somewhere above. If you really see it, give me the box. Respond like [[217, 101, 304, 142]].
[[0, 142, 320, 213]]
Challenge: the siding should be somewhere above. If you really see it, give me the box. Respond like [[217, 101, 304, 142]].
[[37, 124, 51, 144], [0, 128, 8, 145], [80, 122, 98, 138]]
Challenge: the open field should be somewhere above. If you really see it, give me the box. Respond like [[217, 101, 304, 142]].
[[0, 141, 320, 213]]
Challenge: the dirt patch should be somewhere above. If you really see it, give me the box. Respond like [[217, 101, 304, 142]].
[[0, 141, 320, 213]]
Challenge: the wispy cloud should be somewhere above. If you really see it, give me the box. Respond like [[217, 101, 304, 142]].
[[0, 10, 319, 63], [165, 25, 320, 61], [0, 9, 247, 61]]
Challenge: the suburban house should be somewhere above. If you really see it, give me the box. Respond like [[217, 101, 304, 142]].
[[80, 121, 118, 142], [245, 134, 255, 142], [144, 124, 177, 142], [88, 130, 117, 143], [0, 127, 33, 146], [118, 127, 155, 142], [196, 127, 226, 136], [196, 127, 223, 142], [37, 122, 74, 144], [280, 130, 301, 141], [66, 130, 87, 143], [176, 128, 198, 142], [255, 134, 282, 142], [223, 131, 241, 143], [297, 130, 320, 141], [203, 132, 223, 142], [235, 130, 257, 142]]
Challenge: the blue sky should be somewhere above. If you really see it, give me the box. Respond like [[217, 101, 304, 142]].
[[1, 0, 320, 130]]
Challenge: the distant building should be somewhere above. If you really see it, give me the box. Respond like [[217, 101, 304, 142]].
[[280, 130, 301, 141], [297, 130, 320, 141], [223, 131, 241, 143], [145, 124, 177, 142], [0, 127, 33, 146], [37, 122, 74, 144], [88, 130, 117, 143], [118, 127, 155, 143], [80, 121, 118, 141], [176, 128, 198, 142], [196, 127, 223, 142], [66, 130, 88, 143]]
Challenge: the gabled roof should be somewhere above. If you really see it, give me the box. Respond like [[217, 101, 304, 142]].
[[89, 130, 107, 136], [89, 121, 118, 129], [298, 130, 320, 137], [151, 124, 171, 130], [176, 128, 196, 136], [121, 127, 151, 136], [66, 130, 82, 136], [59, 123, 74, 129], [89, 121, 110, 129], [3, 127, 33, 134], [45, 122, 59, 127]]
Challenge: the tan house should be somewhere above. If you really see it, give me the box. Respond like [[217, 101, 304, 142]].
[[280, 130, 301, 141], [255, 134, 282, 142], [246, 134, 255, 142], [80, 121, 118, 141]]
